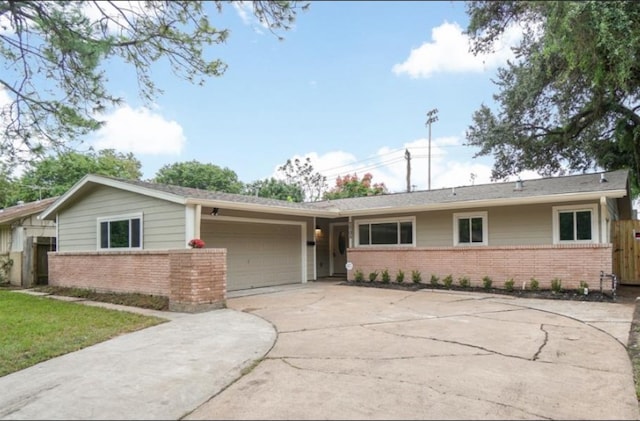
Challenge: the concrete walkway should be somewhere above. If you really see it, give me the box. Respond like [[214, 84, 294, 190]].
[[1, 282, 639, 420]]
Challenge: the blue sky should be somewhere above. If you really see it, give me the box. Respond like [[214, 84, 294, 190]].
[[84, 1, 530, 193]]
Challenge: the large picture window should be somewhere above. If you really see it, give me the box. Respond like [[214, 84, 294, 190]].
[[453, 212, 488, 246], [552, 205, 597, 244], [98, 214, 142, 249], [356, 217, 414, 246]]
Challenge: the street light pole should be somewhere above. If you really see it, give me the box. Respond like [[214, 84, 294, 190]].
[[425, 108, 439, 190]]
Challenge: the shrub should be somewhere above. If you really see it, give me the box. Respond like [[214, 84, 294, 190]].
[[354, 269, 364, 282], [504, 278, 515, 292], [458, 276, 470, 288], [411, 270, 422, 284], [395, 269, 405, 283], [482, 276, 492, 290], [442, 274, 453, 288], [368, 270, 379, 282], [529, 277, 539, 291], [430, 274, 439, 287], [381, 268, 390, 284], [551, 278, 562, 293], [578, 280, 589, 295]]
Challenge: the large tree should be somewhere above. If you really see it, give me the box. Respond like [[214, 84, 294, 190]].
[[153, 160, 243, 193], [277, 157, 327, 202], [323, 173, 387, 200], [10, 148, 141, 204], [464, 1, 640, 195], [0, 1, 307, 166], [244, 177, 304, 202]]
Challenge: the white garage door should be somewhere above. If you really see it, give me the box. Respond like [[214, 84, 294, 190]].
[[203, 220, 303, 291]]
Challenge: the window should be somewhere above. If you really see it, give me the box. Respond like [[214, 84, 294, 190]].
[[454, 212, 488, 246], [98, 214, 142, 249], [356, 217, 414, 246], [553, 205, 597, 244]]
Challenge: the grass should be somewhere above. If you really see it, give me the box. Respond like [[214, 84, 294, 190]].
[[0, 290, 167, 377]]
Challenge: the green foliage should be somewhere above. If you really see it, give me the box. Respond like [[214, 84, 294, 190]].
[[411, 270, 422, 284], [465, 1, 640, 195], [395, 269, 405, 283], [9, 149, 141, 204], [353, 269, 364, 282], [482, 276, 493, 290], [458, 276, 471, 288], [0, 254, 13, 283], [579, 280, 589, 295], [368, 270, 379, 283], [551, 278, 563, 293], [323, 172, 388, 200], [153, 160, 243, 193], [442, 274, 453, 288], [243, 177, 304, 202], [0, 1, 307, 167], [529, 278, 540, 291], [381, 268, 390, 284], [277, 157, 327, 202], [430, 274, 439, 287], [504, 278, 515, 292]]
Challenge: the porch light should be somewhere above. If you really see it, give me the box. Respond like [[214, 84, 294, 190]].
[[315, 225, 322, 235]]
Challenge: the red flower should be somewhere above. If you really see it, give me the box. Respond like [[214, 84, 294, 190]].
[[188, 238, 205, 248]]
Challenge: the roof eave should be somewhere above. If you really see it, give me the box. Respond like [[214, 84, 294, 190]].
[[338, 190, 628, 217], [185, 198, 340, 218], [40, 175, 187, 220]]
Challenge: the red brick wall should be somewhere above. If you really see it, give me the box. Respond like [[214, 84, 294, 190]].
[[347, 244, 612, 290], [48, 249, 226, 312]]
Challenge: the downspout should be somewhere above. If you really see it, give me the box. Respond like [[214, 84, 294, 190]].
[[600, 196, 609, 243]]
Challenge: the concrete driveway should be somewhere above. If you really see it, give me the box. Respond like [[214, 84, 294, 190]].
[[186, 281, 640, 420]]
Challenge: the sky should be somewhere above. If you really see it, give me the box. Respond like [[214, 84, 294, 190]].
[[32, 1, 543, 194]]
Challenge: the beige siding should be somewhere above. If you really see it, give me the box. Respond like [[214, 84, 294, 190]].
[[0, 226, 10, 253], [57, 185, 185, 251], [353, 201, 602, 248]]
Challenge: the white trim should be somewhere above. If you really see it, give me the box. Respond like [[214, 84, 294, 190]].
[[55, 213, 59, 251], [453, 211, 488, 246], [552, 204, 599, 244], [600, 196, 609, 244], [353, 216, 416, 247], [203, 214, 307, 284], [312, 217, 317, 281], [96, 212, 144, 250], [185, 205, 197, 248]]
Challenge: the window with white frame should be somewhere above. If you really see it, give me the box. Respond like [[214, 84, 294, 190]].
[[356, 217, 415, 246], [453, 211, 488, 246], [98, 214, 142, 249], [552, 204, 597, 244]]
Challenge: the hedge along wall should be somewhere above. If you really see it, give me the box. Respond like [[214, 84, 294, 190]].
[[48, 249, 227, 313], [347, 244, 612, 291]]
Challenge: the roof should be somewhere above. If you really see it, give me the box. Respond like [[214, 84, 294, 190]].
[[0, 196, 59, 225], [40, 169, 631, 220]]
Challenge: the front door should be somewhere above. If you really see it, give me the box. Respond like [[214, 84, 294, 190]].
[[331, 223, 348, 275]]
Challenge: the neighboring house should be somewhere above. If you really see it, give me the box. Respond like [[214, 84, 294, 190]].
[[39, 169, 633, 310], [0, 197, 58, 286]]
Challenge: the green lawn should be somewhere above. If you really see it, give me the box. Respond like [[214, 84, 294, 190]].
[[0, 290, 168, 377]]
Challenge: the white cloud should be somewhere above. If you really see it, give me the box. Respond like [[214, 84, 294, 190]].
[[392, 21, 521, 79], [91, 105, 186, 155]]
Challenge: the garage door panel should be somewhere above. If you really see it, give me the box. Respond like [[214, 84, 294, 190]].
[[201, 220, 302, 291]]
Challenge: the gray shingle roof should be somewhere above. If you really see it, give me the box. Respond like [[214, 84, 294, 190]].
[[0, 197, 59, 225]]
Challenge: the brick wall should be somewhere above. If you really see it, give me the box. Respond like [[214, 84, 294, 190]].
[[347, 244, 612, 291], [48, 249, 226, 312]]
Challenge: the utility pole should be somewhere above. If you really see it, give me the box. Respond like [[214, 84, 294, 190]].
[[425, 108, 439, 190], [405, 148, 411, 192]]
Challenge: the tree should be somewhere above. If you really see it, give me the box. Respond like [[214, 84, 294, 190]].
[[278, 157, 327, 202], [244, 177, 304, 202], [10, 148, 141, 204], [153, 160, 243, 193], [0, 1, 308, 166], [323, 172, 387, 200], [464, 1, 640, 195]]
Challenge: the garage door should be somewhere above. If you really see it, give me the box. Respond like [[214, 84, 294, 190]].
[[202, 220, 303, 291]]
